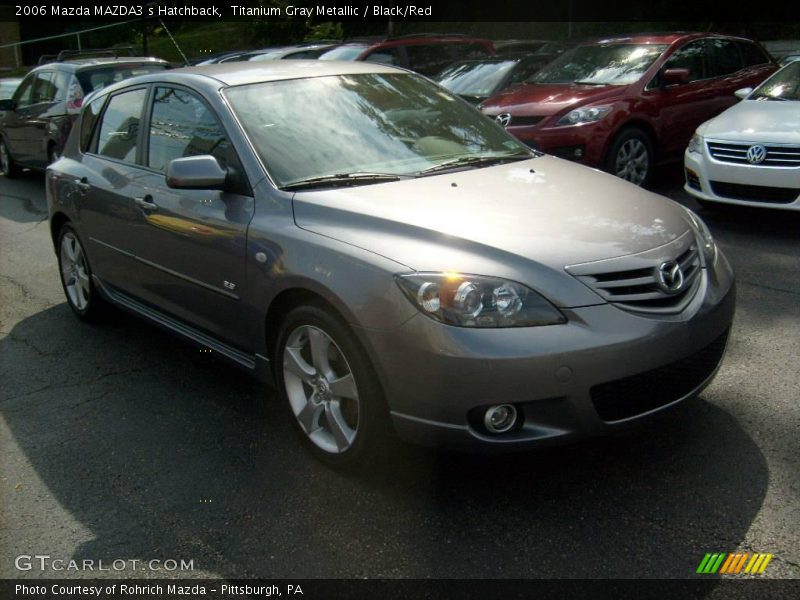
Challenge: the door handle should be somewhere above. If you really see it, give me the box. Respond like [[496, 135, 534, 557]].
[[134, 195, 158, 212], [74, 177, 90, 191]]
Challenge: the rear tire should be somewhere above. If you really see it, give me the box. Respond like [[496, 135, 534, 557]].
[[48, 144, 61, 166], [0, 138, 21, 178], [56, 224, 104, 321], [605, 127, 654, 187], [274, 303, 390, 468]]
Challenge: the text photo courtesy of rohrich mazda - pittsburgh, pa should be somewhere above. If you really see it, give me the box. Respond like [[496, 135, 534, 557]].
[[1, 1, 799, 597]]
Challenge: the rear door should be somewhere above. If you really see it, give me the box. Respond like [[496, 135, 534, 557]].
[[128, 85, 255, 348], [2, 72, 34, 162], [16, 70, 61, 166], [705, 38, 747, 114]]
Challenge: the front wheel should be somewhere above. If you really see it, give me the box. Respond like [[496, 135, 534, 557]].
[[274, 304, 389, 468], [0, 138, 21, 178], [606, 128, 654, 187]]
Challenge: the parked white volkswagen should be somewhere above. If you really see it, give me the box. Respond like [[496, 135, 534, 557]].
[[684, 61, 800, 210]]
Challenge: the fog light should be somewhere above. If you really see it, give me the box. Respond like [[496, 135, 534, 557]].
[[574, 147, 584, 158], [483, 404, 518, 434]]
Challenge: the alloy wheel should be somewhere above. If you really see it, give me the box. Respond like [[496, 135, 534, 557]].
[[282, 325, 360, 454], [615, 138, 650, 185], [59, 232, 91, 311]]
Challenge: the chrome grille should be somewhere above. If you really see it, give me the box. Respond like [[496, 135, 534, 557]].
[[707, 140, 800, 167], [567, 242, 702, 314]]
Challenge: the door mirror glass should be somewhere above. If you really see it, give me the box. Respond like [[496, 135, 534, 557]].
[[734, 87, 753, 100], [662, 68, 691, 86], [165, 155, 227, 190], [0, 98, 16, 111]]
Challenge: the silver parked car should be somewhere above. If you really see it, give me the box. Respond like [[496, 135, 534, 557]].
[[45, 61, 735, 466]]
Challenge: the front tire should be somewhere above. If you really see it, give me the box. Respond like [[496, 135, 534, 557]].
[[274, 304, 389, 468], [0, 138, 21, 178], [57, 224, 103, 321], [606, 127, 654, 187]]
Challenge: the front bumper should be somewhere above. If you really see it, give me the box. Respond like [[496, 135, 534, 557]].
[[360, 253, 735, 451], [684, 147, 800, 211]]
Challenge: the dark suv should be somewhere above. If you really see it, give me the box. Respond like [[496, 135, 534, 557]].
[[318, 34, 494, 76], [0, 50, 168, 176]]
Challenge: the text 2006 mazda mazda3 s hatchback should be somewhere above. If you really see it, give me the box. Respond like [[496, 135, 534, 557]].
[[46, 61, 735, 466]]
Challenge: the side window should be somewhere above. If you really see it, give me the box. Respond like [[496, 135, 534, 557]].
[[96, 88, 147, 162], [663, 40, 709, 82], [363, 47, 402, 66], [13, 74, 35, 107], [708, 39, 743, 77], [738, 41, 770, 67], [31, 72, 57, 104], [509, 61, 542, 84], [406, 44, 453, 75], [80, 96, 106, 153]]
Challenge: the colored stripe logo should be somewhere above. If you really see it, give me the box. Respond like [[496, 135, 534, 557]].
[[696, 552, 773, 575]]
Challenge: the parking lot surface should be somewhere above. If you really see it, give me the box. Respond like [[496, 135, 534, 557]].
[[1, 165, 798, 579]]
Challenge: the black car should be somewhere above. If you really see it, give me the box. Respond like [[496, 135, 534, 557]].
[[435, 54, 547, 105], [0, 50, 168, 176]]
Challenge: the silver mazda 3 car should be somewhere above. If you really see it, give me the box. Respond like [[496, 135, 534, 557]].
[[46, 61, 735, 466]]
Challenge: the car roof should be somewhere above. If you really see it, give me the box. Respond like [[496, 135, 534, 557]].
[[96, 60, 404, 94], [583, 32, 755, 46], [36, 57, 169, 71]]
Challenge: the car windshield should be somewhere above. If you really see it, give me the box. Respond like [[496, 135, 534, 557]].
[[224, 73, 532, 188], [436, 60, 518, 97], [750, 61, 800, 100], [319, 45, 369, 61], [531, 43, 667, 86]]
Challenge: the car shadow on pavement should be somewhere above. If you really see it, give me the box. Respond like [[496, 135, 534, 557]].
[[0, 171, 48, 224], [0, 302, 770, 582]]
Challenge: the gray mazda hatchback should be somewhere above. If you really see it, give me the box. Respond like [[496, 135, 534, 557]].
[[45, 61, 735, 466]]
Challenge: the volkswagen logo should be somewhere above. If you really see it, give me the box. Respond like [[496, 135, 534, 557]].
[[656, 260, 685, 295], [495, 113, 512, 128], [746, 144, 767, 164]]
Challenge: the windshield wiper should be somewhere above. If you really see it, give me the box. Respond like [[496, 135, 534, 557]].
[[574, 80, 610, 86], [415, 153, 532, 176], [280, 172, 408, 191]]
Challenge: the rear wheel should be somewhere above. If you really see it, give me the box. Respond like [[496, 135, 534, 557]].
[[0, 138, 21, 178], [606, 127, 654, 187], [57, 224, 103, 321], [48, 144, 61, 166], [274, 304, 389, 468]]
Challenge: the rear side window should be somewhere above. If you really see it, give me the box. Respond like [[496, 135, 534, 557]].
[[738, 41, 771, 67], [96, 88, 147, 162], [80, 96, 106, 153], [708, 38, 743, 77], [31, 72, 57, 104]]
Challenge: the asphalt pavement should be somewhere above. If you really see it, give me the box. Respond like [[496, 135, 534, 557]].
[[1, 165, 798, 581]]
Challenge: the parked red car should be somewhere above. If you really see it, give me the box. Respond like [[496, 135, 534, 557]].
[[319, 34, 495, 76], [480, 33, 777, 185]]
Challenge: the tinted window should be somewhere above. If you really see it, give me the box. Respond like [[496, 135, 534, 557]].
[[12, 74, 34, 107], [663, 40, 708, 82], [80, 96, 106, 153], [708, 39, 743, 76], [96, 88, 146, 162], [738, 41, 770, 67], [148, 87, 229, 171]]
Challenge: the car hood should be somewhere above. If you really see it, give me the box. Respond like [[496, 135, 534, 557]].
[[481, 83, 627, 116], [698, 99, 800, 144], [292, 156, 692, 276]]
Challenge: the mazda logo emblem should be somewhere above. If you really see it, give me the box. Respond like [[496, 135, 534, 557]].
[[495, 113, 512, 128], [656, 260, 685, 295], [746, 144, 767, 164]]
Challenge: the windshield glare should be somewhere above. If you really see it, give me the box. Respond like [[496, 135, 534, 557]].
[[437, 61, 518, 97], [319, 45, 368, 61], [751, 61, 800, 100], [224, 73, 531, 187], [532, 43, 667, 86]]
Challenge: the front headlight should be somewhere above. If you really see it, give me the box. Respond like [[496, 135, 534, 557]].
[[395, 273, 566, 328], [556, 105, 612, 126], [687, 132, 703, 154], [683, 208, 717, 265]]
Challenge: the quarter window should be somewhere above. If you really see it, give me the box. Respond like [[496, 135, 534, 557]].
[[96, 88, 147, 162]]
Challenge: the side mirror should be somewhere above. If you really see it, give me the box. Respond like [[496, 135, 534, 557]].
[[165, 155, 227, 190], [662, 68, 690, 86], [734, 87, 753, 100], [0, 98, 17, 111]]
